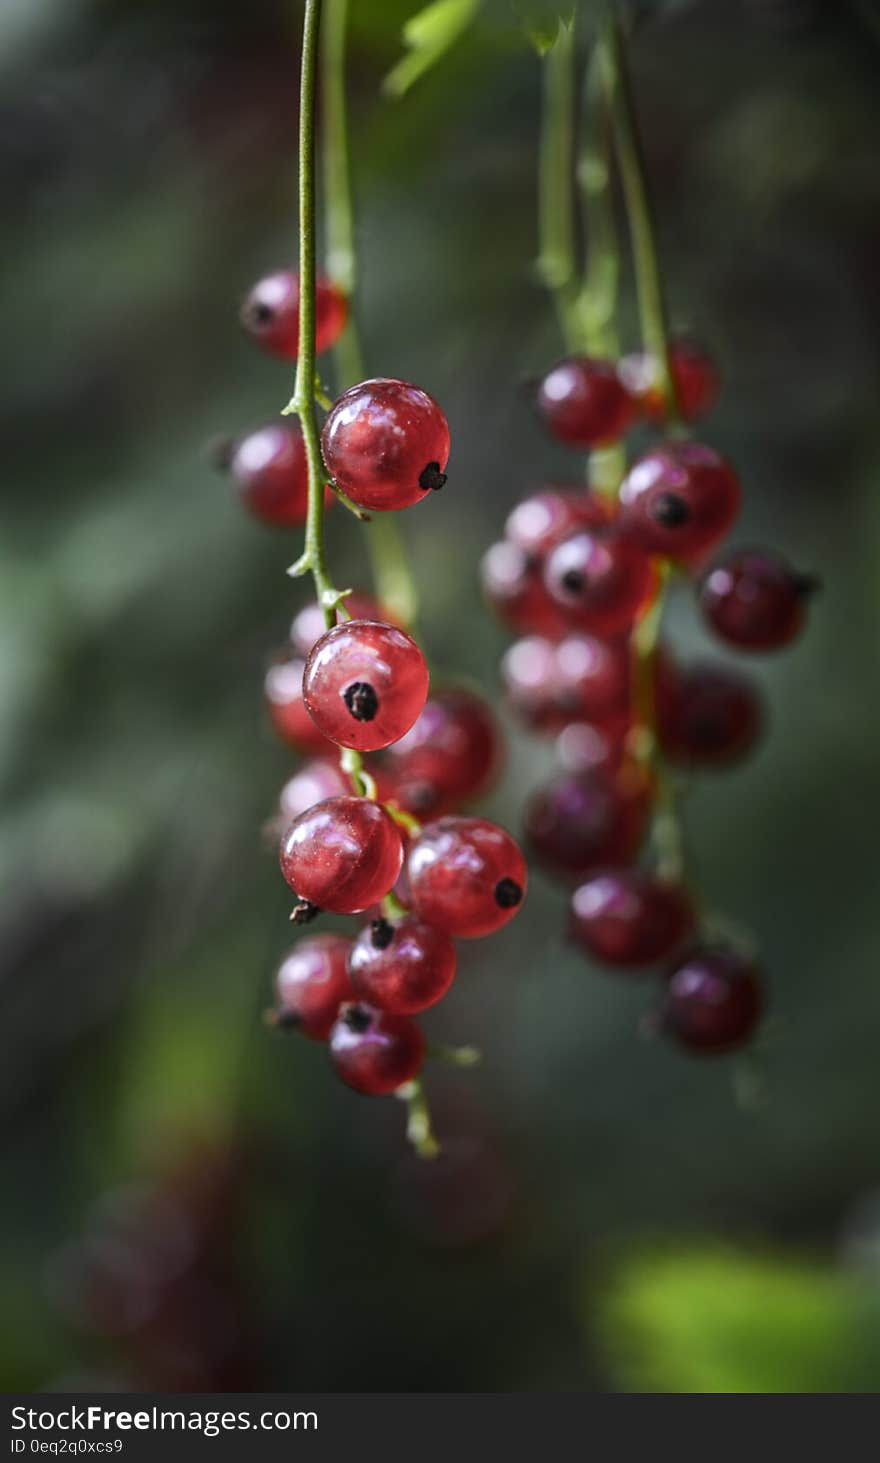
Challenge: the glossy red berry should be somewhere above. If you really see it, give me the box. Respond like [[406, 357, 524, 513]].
[[303, 619, 429, 752], [480, 541, 570, 638], [536, 357, 636, 448], [525, 763, 651, 878], [619, 338, 720, 423], [658, 661, 762, 766], [569, 869, 694, 968], [618, 442, 740, 564], [329, 1002, 425, 1095], [272, 934, 354, 1039], [290, 592, 392, 657], [280, 796, 403, 914], [278, 759, 347, 825], [385, 690, 502, 815], [220, 421, 309, 526], [699, 549, 815, 651], [407, 816, 527, 939], [321, 378, 450, 512], [348, 916, 456, 1015], [544, 528, 656, 637], [504, 488, 610, 555], [660, 947, 762, 1053], [265, 655, 334, 754], [239, 269, 347, 359]]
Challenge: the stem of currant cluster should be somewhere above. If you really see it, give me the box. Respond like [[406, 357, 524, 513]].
[[598, 11, 682, 423], [321, 0, 420, 635], [600, 11, 688, 881], [537, 18, 580, 348], [397, 1079, 440, 1160]]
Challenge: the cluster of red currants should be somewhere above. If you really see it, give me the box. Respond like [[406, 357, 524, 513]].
[[228, 269, 526, 1108], [482, 341, 816, 1055]]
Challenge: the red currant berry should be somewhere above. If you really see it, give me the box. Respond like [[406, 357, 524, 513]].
[[278, 759, 347, 825], [279, 796, 403, 914], [504, 487, 610, 555], [386, 690, 502, 813], [218, 421, 310, 527], [555, 633, 631, 725], [619, 338, 719, 423], [348, 916, 456, 1015], [569, 869, 694, 968], [265, 656, 334, 754], [699, 549, 816, 651], [407, 816, 527, 939], [556, 720, 628, 774], [660, 947, 762, 1053], [321, 378, 450, 512], [536, 357, 636, 448], [480, 541, 570, 638], [544, 528, 656, 637], [239, 269, 347, 359], [525, 763, 651, 879], [618, 442, 740, 564], [302, 619, 429, 752], [272, 934, 354, 1039], [290, 591, 392, 657], [501, 635, 566, 731], [329, 1002, 425, 1095], [658, 661, 762, 766]]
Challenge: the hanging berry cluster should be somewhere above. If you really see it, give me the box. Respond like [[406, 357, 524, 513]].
[[481, 14, 816, 1062], [218, 0, 526, 1157]]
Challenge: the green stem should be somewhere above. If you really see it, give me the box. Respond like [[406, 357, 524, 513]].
[[599, 12, 681, 421], [321, 0, 420, 635], [537, 17, 580, 350], [397, 1078, 440, 1160], [284, 0, 338, 631]]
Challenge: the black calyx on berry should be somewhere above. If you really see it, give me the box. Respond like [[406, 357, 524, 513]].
[[561, 569, 585, 594], [494, 877, 523, 909], [341, 1002, 373, 1034], [291, 898, 320, 925], [267, 1006, 301, 1032], [343, 681, 379, 722], [793, 572, 822, 598], [419, 462, 447, 492], [370, 918, 395, 950], [650, 492, 691, 528]]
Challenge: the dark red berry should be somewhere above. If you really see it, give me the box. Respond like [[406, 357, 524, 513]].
[[279, 796, 403, 914], [504, 487, 611, 555], [501, 635, 566, 731], [618, 442, 740, 564], [544, 528, 656, 637], [265, 655, 335, 754], [273, 934, 354, 1039], [321, 378, 450, 512], [660, 947, 762, 1053], [329, 1002, 425, 1095], [657, 661, 762, 766], [240, 269, 347, 359], [290, 591, 392, 657], [407, 816, 527, 939], [536, 357, 636, 448], [569, 869, 694, 968], [303, 620, 429, 752], [556, 720, 629, 773], [501, 633, 630, 734], [699, 549, 814, 651], [278, 759, 347, 825], [480, 541, 570, 638], [348, 916, 456, 1015], [222, 421, 311, 527], [619, 338, 720, 423], [525, 764, 651, 879], [385, 690, 502, 812]]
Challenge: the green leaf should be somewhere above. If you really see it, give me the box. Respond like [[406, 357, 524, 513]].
[[382, 0, 482, 98], [593, 1243, 879, 1393]]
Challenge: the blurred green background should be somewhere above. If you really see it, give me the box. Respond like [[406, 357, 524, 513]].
[[2, 0, 880, 1393]]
